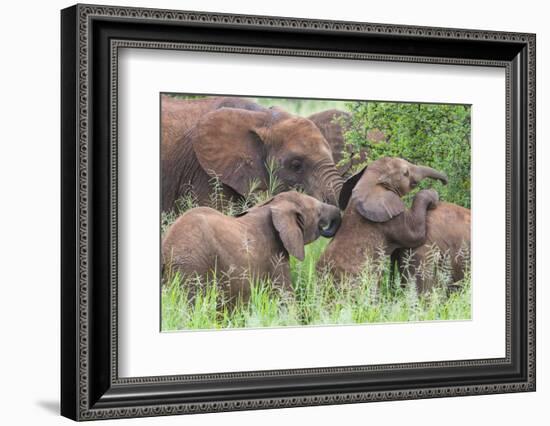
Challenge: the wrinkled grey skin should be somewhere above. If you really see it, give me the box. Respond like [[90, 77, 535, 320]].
[[317, 157, 448, 279], [162, 191, 341, 306], [161, 96, 343, 212]]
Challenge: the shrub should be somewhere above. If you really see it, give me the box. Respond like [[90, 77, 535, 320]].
[[343, 102, 471, 208]]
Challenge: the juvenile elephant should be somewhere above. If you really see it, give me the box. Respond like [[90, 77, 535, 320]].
[[308, 109, 367, 177], [161, 96, 343, 211], [317, 157, 447, 278], [162, 191, 341, 305], [393, 203, 471, 292]]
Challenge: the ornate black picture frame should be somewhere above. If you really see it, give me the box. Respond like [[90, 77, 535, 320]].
[[61, 3, 536, 421]]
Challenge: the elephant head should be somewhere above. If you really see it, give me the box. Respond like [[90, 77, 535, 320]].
[[192, 107, 343, 205], [317, 157, 445, 278], [308, 109, 368, 177], [268, 192, 342, 260], [339, 157, 448, 222]]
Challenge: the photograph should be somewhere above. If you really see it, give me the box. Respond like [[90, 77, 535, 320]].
[[58, 3, 536, 420], [160, 94, 472, 331]]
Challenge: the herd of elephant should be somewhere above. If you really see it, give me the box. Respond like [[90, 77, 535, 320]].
[[161, 95, 471, 306]]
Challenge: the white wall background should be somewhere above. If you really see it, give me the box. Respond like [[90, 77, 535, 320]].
[[0, 0, 546, 424]]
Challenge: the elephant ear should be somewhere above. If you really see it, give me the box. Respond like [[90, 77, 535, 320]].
[[194, 108, 269, 196], [270, 201, 305, 261], [234, 197, 274, 217], [353, 173, 405, 222], [339, 166, 366, 210]]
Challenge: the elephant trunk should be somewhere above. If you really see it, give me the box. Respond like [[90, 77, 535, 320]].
[[319, 206, 342, 238], [414, 165, 448, 185], [313, 160, 344, 206]]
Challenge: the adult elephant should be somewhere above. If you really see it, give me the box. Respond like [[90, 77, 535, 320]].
[[317, 157, 448, 279], [308, 109, 368, 177], [161, 95, 265, 155], [161, 96, 343, 212], [393, 203, 471, 292]]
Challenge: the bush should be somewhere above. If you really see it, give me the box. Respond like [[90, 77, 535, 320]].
[[343, 102, 471, 208]]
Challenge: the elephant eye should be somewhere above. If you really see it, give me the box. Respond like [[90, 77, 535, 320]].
[[290, 159, 303, 172], [403, 169, 409, 177]]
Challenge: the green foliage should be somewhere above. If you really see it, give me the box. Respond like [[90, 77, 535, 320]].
[[161, 239, 471, 331], [343, 102, 471, 208], [253, 97, 344, 116], [160, 97, 473, 331]]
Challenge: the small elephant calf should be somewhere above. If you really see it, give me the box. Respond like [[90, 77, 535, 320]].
[[317, 157, 446, 278], [162, 191, 341, 305]]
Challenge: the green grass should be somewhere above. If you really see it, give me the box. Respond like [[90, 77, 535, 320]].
[[160, 95, 472, 331], [161, 238, 471, 331]]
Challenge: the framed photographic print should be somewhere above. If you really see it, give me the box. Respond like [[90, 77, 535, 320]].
[[61, 4, 536, 421]]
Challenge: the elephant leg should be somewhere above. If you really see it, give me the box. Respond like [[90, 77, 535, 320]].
[[410, 245, 432, 293], [401, 243, 473, 293], [444, 246, 468, 293], [220, 275, 247, 313], [395, 245, 437, 293], [271, 259, 294, 296]]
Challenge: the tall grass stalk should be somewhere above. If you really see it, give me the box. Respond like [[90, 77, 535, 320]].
[[162, 239, 472, 331]]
